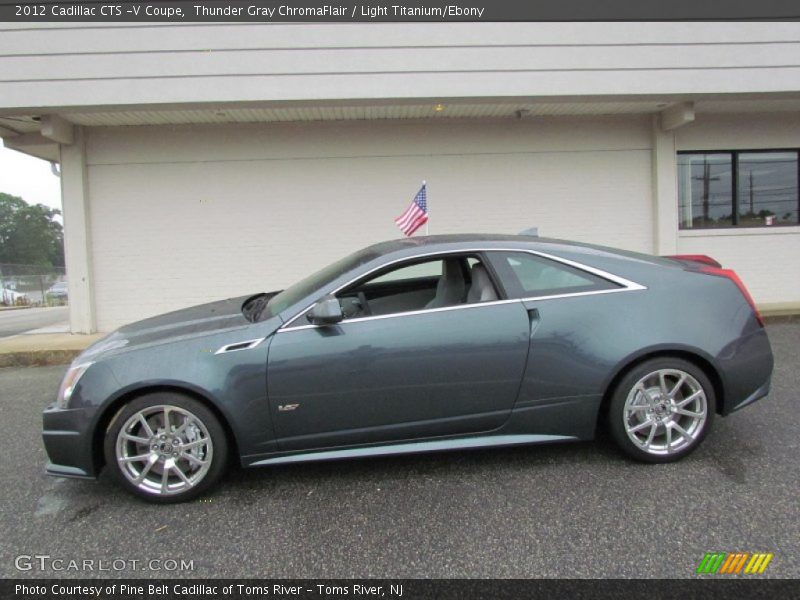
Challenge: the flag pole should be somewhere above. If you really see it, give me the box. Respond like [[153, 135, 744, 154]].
[[423, 180, 429, 235]]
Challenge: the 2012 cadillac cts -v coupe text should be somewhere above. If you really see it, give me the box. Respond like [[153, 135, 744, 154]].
[[43, 235, 774, 502]]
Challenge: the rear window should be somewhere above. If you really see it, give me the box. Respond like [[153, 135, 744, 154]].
[[488, 251, 619, 298]]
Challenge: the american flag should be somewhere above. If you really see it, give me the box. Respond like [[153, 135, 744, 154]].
[[394, 184, 428, 236]]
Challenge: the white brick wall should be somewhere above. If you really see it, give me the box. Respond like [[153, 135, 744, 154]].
[[86, 116, 653, 331], [677, 230, 800, 305], [676, 114, 800, 306]]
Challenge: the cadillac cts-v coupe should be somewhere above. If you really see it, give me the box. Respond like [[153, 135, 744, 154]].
[[43, 235, 773, 502]]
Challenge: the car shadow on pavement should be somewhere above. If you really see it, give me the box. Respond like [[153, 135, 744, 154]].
[[75, 435, 620, 505], [49, 398, 764, 511]]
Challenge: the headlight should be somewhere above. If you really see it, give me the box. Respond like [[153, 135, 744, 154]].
[[55, 362, 94, 409]]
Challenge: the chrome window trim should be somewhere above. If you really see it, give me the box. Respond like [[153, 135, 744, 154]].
[[277, 248, 647, 333], [527, 250, 647, 292], [280, 298, 520, 332], [214, 337, 266, 355]]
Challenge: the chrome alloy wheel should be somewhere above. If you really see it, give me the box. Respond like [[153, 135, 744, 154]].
[[115, 405, 213, 496], [623, 368, 708, 456]]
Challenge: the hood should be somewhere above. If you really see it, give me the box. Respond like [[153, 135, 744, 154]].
[[80, 294, 277, 360]]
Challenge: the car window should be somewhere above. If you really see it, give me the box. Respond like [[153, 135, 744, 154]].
[[263, 247, 383, 318], [337, 258, 446, 319], [369, 260, 442, 284], [487, 251, 619, 298], [336, 254, 493, 319]]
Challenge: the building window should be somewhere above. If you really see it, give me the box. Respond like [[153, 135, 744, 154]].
[[678, 150, 800, 229]]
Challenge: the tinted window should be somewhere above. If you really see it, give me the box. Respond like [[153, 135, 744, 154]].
[[488, 251, 618, 298]]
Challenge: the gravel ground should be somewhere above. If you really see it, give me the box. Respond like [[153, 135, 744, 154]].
[[0, 322, 797, 579]]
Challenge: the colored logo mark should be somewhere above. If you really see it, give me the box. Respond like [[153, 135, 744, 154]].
[[696, 552, 773, 574]]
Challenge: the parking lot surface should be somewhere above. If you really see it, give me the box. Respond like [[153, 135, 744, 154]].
[[1, 322, 798, 579], [0, 306, 69, 338]]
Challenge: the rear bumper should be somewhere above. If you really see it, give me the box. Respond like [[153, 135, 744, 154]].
[[42, 404, 98, 480], [726, 376, 771, 415], [718, 325, 774, 416]]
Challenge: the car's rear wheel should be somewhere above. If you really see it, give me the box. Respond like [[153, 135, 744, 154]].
[[608, 358, 715, 463], [103, 393, 228, 503]]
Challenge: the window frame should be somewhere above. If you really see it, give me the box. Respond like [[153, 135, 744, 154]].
[[278, 248, 646, 331], [333, 252, 507, 320], [677, 148, 800, 229]]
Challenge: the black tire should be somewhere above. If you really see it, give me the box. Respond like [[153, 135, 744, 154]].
[[608, 357, 715, 463], [104, 392, 228, 503]]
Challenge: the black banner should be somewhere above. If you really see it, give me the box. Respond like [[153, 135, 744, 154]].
[[3, 579, 800, 600], [1, 0, 799, 23]]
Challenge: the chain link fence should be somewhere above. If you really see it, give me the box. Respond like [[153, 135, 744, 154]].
[[0, 263, 67, 307]]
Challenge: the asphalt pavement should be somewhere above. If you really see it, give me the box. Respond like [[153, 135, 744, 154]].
[[0, 306, 69, 337], [0, 322, 798, 579]]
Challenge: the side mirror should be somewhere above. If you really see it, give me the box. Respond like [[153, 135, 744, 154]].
[[307, 295, 344, 326]]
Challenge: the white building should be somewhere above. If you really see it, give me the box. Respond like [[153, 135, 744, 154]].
[[1, 22, 798, 333]]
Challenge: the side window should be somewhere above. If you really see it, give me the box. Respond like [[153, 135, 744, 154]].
[[488, 251, 619, 299], [336, 254, 496, 319], [369, 260, 442, 284], [337, 257, 447, 319]]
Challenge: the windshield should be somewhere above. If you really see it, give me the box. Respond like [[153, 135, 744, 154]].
[[260, 247, 382, 319]]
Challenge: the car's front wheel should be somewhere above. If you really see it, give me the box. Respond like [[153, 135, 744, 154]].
[[104, 393, 228, 503], [608, 358, 715, 463]]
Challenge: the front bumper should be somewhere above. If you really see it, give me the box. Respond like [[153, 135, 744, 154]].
[[42, 404, 98, 479], [46, 462, 95, 479]]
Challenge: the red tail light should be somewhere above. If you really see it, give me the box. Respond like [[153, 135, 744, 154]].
[[665, 254, 722, 268], [699, 266, 764, 327]]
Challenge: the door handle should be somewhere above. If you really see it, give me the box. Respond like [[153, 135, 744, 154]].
[[527, 308, 541, 338]]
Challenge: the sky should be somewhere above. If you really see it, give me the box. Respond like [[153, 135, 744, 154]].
[[0, 145, 62, 213]]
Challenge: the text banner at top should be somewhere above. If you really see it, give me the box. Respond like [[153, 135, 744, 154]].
[[1, 0, 799, 23]]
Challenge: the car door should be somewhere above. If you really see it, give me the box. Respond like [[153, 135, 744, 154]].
[[483, 249, 628, 409], [266, 254, 531, 451]]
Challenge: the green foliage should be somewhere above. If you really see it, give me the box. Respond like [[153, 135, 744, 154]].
[[0, 192, 64, 267]]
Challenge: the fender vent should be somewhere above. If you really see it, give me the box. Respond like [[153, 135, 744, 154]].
[[214, 338, 265, 355]]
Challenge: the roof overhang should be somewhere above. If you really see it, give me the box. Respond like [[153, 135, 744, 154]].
[[3, 93, 799, 162]]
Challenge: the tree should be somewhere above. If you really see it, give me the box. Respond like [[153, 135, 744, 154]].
[[0, 192, 64, 267]]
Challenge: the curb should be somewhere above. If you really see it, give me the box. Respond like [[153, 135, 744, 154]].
[[0, 349, 81, 368], [763, 314, 799, 324]]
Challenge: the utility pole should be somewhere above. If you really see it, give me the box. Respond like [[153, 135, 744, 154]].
[[693, 157, 721, 223]]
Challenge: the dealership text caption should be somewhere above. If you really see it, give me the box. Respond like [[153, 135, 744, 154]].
[[15, 3, 485, 19], [16, 583, 404, 598]]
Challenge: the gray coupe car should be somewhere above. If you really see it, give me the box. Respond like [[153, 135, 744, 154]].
[[43, 235, 773, 502]]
